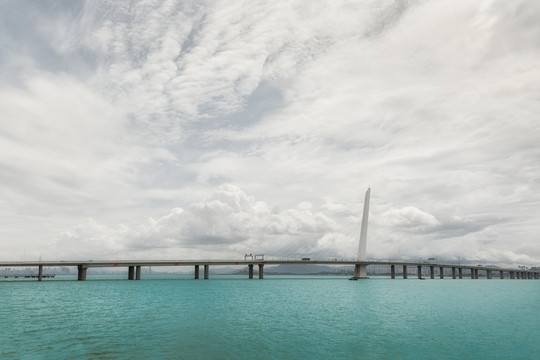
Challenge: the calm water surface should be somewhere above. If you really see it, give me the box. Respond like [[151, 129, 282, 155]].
[[1, 275, 539, 359]]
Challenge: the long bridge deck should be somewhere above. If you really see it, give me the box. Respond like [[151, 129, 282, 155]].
[[1, 259, 538, 281]]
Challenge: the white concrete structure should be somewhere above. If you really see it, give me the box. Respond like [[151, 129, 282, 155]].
[[351, 188, 370, 279]]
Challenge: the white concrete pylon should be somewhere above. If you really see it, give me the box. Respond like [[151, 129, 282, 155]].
[[357, 187, 370, 261], [351, 188, 370, 280]]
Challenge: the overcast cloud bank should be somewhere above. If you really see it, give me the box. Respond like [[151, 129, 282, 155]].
[[1, 0, 539, 267]]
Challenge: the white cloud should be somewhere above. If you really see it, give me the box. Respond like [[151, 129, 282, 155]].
[[380, 207, 440, 228], [45, 184, 343, 260]]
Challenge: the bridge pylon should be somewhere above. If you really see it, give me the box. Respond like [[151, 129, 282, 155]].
[[350, 188, 370, 280]]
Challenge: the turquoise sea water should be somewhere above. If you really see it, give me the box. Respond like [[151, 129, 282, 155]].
[[1, 275, 539, 359]]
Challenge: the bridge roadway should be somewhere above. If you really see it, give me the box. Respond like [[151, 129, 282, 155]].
[[1, 259, 539, 281]]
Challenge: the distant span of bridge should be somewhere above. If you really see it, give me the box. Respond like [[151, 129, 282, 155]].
[[2, 189, 538, 281]]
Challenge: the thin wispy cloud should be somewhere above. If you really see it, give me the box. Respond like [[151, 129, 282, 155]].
[[1, 0, 539, 266]]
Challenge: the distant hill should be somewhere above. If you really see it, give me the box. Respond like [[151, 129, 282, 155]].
[[233, 264, 351, 275]]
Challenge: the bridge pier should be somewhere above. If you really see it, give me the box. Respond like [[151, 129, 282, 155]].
[[417, 265, 422, 279], [402, 265, 407, 279], [77, 265, 88, 281], [128, 266, 135, 280], [487, 269, 492, 279], [38, 265, 43, 281], [204, 265, 209, 279], [536, 273, 539, 280], [458, 267, 463, 279], [390, 265, 395, 279], [439, 266, 444, 279], [451, 267, 456, 279], [258, 264, 264, 279], [430, 266, 435, 279], [194, 265, 199, 279], [350, 264, 368, 279], [136, 266, 141, 280], [248, 264, 254, 279]]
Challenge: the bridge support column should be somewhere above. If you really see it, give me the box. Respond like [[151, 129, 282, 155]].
[[128, 266, 135, 280], [470, 269, 475, 279], [38, 265, 43, 281], [500, 270, 504, 279], [458, 268, 463, 279], [390, 265, 395, 279], [487, 269, 492, 279], [417, 265, 422, 279], [136, 266, 141, 280], [452, 267, 456, 279], [402, 265, 407, 279], [536, 273, 539, 280], [439, 267, 444, 279], [194, 265, 199, 279], [77, 265, 88, 281], [351, 264, 368, 279], [430, 266, 434, 279], [516, 272, 520, 279], [528, 272, 532, 279], [510, 271, 515, 279], [258, 264, 264, 279], [204, 265, 209, 279], [248, 264, 254, 279], [475, 268, 479, 279]]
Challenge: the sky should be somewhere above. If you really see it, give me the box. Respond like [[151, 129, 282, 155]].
[[1, 0, 539, 267]]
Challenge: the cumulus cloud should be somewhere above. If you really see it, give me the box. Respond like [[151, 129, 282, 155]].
[[46, 184, 344, 260], [380, 206, 440, 228]]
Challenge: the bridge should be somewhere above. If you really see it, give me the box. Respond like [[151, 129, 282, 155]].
[[2, 189, 538, 281], [0, 259, 539, 281]]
